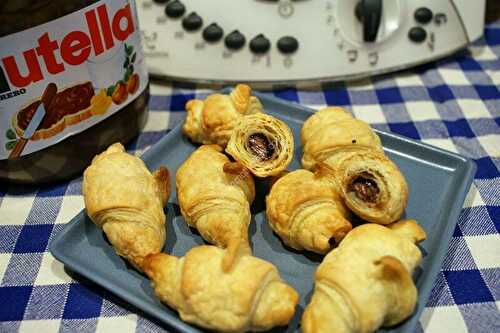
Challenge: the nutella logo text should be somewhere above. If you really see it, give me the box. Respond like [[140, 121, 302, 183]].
[[1, 3, 135, 88]]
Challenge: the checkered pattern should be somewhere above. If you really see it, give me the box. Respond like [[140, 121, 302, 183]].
[[1, 24, 500, 333]]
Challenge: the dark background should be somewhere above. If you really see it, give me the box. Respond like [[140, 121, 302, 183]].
[[486, 0, 500, 23]]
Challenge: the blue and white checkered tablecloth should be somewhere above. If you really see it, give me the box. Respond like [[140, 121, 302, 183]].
[[1, 20, 499, 333]]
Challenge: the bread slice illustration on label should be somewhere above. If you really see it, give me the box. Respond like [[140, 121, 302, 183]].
[[12, 81, 112, 141]]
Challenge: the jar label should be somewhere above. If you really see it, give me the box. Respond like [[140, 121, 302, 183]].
[[0, 0, 148, 160]]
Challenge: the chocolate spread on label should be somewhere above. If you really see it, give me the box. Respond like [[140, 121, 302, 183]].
[[18, 82, 95, 130], [0, 0, 149, 184]]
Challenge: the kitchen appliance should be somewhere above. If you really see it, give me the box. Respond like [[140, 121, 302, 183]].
[[137, 0, 486, 85]]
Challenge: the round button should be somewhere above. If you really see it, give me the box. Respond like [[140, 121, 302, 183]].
[[250, 34, 271, 54], [414, 7, 433, 24], [203, 23, 224, 42], [408, 27, 427, 43], [182, 12, 203, 31], [165, 1, 185, 18], [277, 36, 299, 54], [225, 30, 246, 50]]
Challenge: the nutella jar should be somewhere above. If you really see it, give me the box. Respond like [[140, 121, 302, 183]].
[[0, 0, 149, 184]]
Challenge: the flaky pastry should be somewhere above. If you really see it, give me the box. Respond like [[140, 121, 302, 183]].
[[83, 143, 170, 270], [183, 84, 263, 147], [176, 145, 255, 271], [143, 246, 299, 332], [226, 113, 294, 177], [266, 167, 352, 253], [302, 220, 426, 333]]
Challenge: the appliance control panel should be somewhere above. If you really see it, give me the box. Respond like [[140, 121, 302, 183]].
[[137, 0, 486, 85]]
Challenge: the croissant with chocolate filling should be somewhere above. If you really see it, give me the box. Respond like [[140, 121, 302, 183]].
[[143, 246, 299, 332], [226, 113, 294, 178], [301, 107, 408, 224], [182, 84, 263, 147], [266, 167, 352, 253], [83, 143, 170, 270], [302, 220, 426, 333], [176, 145, 255, 271]]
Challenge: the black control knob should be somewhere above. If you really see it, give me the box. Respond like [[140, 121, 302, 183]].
[[408, 27, 427, 43], [203, 23, 224, 42], [165, 1, 185, 18], [277, 36, 299, 54], [355, 0, 383, 42], [153, 0, 170, 4], [250, 34, 271, 54], [225, 30, 246, 50], [414, 7, 433, 24], [182, 12, 203, 31]]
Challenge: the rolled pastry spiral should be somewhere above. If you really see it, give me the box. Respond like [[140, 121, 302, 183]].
[[83, 143, 170, 270], [266, 167, 352, 253], [301, 107, 408, 224], [226, 113, 294, 177], [143, 246, 299, 333], [176, 145, 255, 271], [302, 220, 426, 333], [182, 84, 263, 147]]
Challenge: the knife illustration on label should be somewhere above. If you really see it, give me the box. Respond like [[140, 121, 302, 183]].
[[8, 83, 57, 159]]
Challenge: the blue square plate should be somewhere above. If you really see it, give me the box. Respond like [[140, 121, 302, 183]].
[[50, 92, 475, 333]]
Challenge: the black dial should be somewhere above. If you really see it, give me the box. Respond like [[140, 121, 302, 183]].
[[165, 1, 185, 18], [408, 27, 427, 43], [414, 8, 433, 24], [182, 12, 203, 31], [277, 36, 299, 54], [250, 34, 271, 54], [225, 30, 246, 50], [355, 0, 383, 42], [203, 23, 224, 42]]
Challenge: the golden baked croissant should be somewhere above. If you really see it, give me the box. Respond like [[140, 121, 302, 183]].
[[176, 145, 255, 271], [226, 113, 294, 177], [301, 107, 383, 170], [143, 246, 299, 333], [266, 167, 352, 253], [302, 220, 427, 333], [301, 107, 408, 224], [83, 143, 170, 270], [183, 84, 263, 147]]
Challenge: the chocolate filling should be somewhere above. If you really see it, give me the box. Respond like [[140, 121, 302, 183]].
[[247, 133, 274, 161], [18, 82, 94, 130], [348, 173, 380, 203]]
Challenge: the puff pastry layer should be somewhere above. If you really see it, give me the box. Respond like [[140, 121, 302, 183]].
[[176, 145, 255, 271], [266, 168, 352, 253], [226, 113, 294, 178], [143, 246, 299, 332], [83, 143, 170, 270], [301, 107, 408, 224], [182, 84, 263, 147], [302, 220, 426, 333]]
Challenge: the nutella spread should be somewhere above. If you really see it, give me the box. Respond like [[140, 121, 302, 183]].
[[0, 0, 149, 184]]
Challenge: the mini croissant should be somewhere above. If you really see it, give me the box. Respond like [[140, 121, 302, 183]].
[[183, 84, 263, 147], [176, 145, 255, 271], [83, 143, 170, 270], [143, 246, 299, 332], [266, 168, 352, 253], [302, 220, 426, 333], [301, 107, 408, 224]]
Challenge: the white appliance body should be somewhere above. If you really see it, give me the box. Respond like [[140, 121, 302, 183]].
[[137, 0, 486, 85]]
